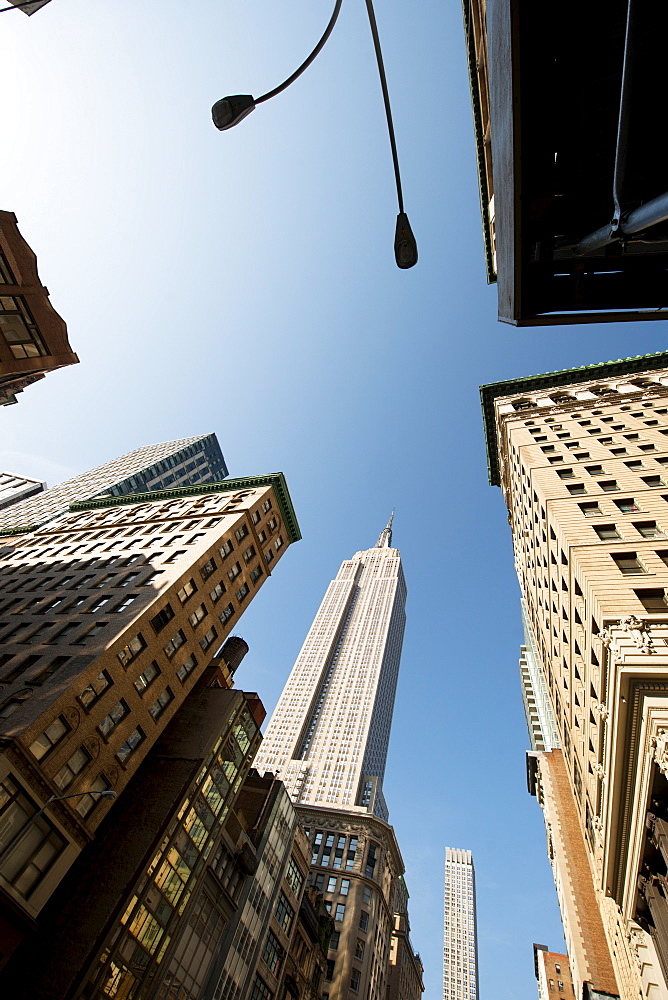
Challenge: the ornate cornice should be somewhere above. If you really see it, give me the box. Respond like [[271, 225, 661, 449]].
[[480, 350, 668, 486], [68, 473, 302, 543]]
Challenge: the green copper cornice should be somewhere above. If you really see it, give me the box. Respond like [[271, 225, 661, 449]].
[[481, 350, 668, 487], [69, 473, 302, 543], [0, 523, 41, 537]]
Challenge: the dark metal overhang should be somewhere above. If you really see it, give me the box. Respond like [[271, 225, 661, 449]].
[[478, 0, 668, 325]]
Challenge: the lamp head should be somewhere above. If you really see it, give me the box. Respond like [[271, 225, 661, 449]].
[[212, 95, 256, 131], [394, 212, 418, 269]]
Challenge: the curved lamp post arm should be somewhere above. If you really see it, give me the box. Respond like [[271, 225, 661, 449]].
[[212, 0, 343, 131], [363, 0, 417, 268], [257, 0, 343, 105]]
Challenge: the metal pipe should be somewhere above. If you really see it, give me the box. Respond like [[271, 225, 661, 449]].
[[612, 0, 635, 227], [574, 190, 668, 256]]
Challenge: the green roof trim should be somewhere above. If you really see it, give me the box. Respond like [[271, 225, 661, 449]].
[[0, 523, 41, 537], [480, 349, 668, 487], [69, 473, 302, 544]]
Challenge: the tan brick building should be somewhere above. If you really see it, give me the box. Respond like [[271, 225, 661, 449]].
[[482, 351, 668, 1000], [534, 944, 575, 1000], [0, 472, 300, 964]]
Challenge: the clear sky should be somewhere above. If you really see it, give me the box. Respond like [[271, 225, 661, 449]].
[[2, 2, 667, 997]]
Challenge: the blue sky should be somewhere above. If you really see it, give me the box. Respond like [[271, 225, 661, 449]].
[[2, 2, 668, 997]]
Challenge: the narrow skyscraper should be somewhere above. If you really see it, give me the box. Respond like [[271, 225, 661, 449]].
[[443, 848, 478, 1000], [253, 513, 406, 820], [255, 518, 422, 1000]]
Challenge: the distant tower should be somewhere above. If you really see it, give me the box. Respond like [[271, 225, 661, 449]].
[[443, 848, 478, 1000], [253, 512, 406, 820]]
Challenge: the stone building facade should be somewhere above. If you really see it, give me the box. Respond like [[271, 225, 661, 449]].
[[388, 876, 423, 1000], [482, 350, 668, 1000], [0, 472, 300, 964], [534, 945, 575, 1000]]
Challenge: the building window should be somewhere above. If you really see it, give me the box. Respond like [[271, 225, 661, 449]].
[[592, 523, 619, 540], [219, 603, 234, 624], [0, 776, 66, 898], [329, 930, 340, 950], [286, 856, 304, 896], [350, 969, 361, 993], [117, 727, 145, 764], [262, 930, 285, 974], [359, 911, 369, 931], [199, 627, 217, 652], [365, 843, 378, 878], [235, 525, 249, 542], [275, 891, 294, 933], [615, 498, 641, 513], [274, 535, 284, 551], [585, 464, 605, 475], [642, 476, 666, 488], [135, 661, 160, 695], [556, 469, 575, 479], [598, 480, 619, 492], [262, 499, 272, 513], [566, 484, 587, 495], [29, 716, 69, 760], [268, 517, 278, 531], [327, 876, 337, 892], [219, 539, 234, 558], [250, 977, 272, 1000], [149, 687, 173, 720], [236, 584, 250, 603], [201, 558, 217, 581], [177, 654, 198, 683], [99, 700, 129, 737], [656, 551, 668, 569], [634, 521, 664, 538], [325, 961, 335, 983], [150, 604, 175, 634], [210, 581, 226, 603], [54, 746, 91, 790], [250, 566, 263, 584], [177, 579, 198, 604], [227, 562, 242, 581], [164, 630, 186, 658], [362, 885, 371, 904], [634, 588, 668, 612], [75, 774, 111, 818], [335, 903, 345, 921], [189, 604, 207, 628], [117, 632, 146, 667], [79, 671, 112, 708], [251, 510, 261, 524], [340, 878, 350, 895], [355, 939, 365, 960]]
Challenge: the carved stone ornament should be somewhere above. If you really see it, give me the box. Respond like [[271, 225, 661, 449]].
[[63, 705, 81, 729], [598, 628, 614, 649], [106, 765, 119, 787], [595, 703, 610, 722], [627, 922, 646, 972], [619, 615, 654, 654], [83, 737, 100, 759], [592, 762, 605, 779], [650, 729, 668, 777]]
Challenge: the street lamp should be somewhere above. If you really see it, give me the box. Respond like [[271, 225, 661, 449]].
[[212, 0, 418, 269], [0, 789, 117, 869]]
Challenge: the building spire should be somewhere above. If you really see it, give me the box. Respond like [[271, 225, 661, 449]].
[[375, 510, 394, 548]]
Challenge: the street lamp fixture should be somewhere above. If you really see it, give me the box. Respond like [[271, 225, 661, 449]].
[[212, 0, 417, 269]]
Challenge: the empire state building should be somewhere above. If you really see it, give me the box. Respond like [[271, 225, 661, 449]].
[[253, 514, 407, 820]]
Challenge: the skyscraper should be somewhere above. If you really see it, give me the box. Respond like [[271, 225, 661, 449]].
[[481, 350, 668, 1000], [253, 514, 406, 820], [443, 848, 478, 1000], [255, 519, 422, 1000], [0, 433, 227, 531]]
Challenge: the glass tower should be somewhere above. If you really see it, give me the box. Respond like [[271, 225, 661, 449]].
[[253, 514, 407, 821], [443, 848, 478, 1000], [0, 433, 227, 531]]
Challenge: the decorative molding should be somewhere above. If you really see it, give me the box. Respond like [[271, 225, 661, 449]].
[[619, 615, 654, 655], [650, 729, 668, 777], [68, 473, 302, 543]]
